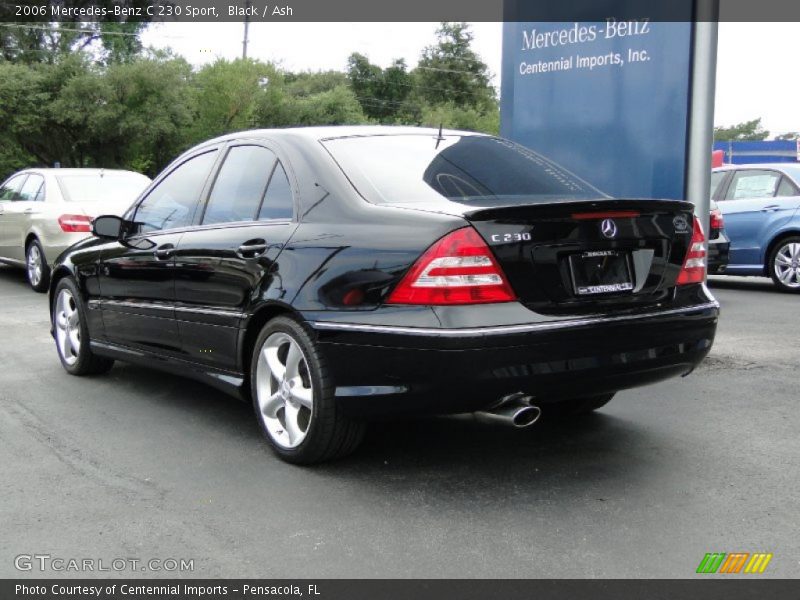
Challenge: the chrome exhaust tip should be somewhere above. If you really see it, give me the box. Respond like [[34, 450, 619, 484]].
[[474, 393, 541, 429]]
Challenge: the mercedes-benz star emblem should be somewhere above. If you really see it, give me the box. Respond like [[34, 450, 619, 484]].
[[600, 218, 618, 239]]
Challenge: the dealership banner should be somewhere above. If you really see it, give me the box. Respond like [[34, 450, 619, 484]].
[[500, 12, 695, 199], [4, 579, 800, 599]]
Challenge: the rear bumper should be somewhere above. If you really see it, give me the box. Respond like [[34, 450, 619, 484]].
[[707, 238, 730, 273], [309, 297, 719, 418]]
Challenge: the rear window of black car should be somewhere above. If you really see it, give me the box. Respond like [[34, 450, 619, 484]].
[[322, 134, 605, 205]]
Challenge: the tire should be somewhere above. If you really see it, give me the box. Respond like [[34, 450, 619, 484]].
[[544, 393, 615, 419], [767, 236, 800, 293], [26, 238, 50, 293], [250, 315, 365, 464], [53, 277, 115, 376]]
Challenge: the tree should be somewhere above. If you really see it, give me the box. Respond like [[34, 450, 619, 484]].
[[284, 69, 349, 97], [254, 78, 368, 128], [0, 55, 93, 169], [714, 118, 770, 141], [414, 22, 496, 111], [1, 20, 147, 65], [191, 58, 278, 141], [775, 132, 799, 141], [347, 53, 411, 121], [418, 101, 499, 135], [0, 53, 196, 177]]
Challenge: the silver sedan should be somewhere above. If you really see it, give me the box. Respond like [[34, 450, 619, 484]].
[[0, 168, 151, 291]]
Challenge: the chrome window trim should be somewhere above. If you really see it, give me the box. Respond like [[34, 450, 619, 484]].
[[309, 301, 720, 337], [88, 299, 242, 319]]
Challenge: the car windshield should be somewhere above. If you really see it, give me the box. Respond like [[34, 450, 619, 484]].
[[322, 134, 606, 206], [57, 172, 150, 203]]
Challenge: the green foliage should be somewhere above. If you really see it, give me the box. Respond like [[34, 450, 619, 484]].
[[0, 54, 195, 178], [418, 102, 500, 135], [345, 24, 499, 133], [714, 118, 770, 141], [191, 58, 276, 140], [775, 132, 799, 141], [347, 53, 411, 121], [0, 21, 501, 182], [284, 69, 349, 97], [415, 22, 496, 112], [0, 20, 147, 65]]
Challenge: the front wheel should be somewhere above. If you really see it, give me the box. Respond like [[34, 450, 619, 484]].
[[250, 316, 365, 464], [26, 239, 50, 293], [768, 237, 800, 293], [53, 278, 115, 375]]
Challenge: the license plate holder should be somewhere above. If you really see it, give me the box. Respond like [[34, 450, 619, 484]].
[[569, 250, 634, 296]]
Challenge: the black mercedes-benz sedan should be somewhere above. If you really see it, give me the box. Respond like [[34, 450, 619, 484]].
[[48, 126, 719, 464]]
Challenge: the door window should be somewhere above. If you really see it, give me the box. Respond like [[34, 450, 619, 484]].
[[725, 170, 781, 200], [776, 176, 800, 197], [258, 162, 294, 220], [0, 175, 27, 201], [18, 174, 44, 201], [132, 151, 217, 234], [202, 146, 277, 225]]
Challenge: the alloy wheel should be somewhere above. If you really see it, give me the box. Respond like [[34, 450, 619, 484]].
[[55, 289, 81, 366], [773, 242, 800, 289], [255, 331, 314, 449], [27, 244, 43, 287]]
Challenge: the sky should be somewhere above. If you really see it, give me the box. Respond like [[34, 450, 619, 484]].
[[140, 21, 800, 137]]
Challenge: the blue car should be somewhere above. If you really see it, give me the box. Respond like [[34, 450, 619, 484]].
[[711, 164, 800, 292]]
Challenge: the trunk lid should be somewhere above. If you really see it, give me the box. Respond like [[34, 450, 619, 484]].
[[463, 199, 695, 314]]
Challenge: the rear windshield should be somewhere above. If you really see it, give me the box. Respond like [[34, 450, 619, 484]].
[[322, 134, 606, 205], [57, 172, 151, 203]]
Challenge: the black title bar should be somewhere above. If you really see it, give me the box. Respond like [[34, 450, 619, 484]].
[[4, 579, 800, 600], [1, 0, 800, 22]]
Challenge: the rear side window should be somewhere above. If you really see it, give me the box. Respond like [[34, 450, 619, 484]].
[[18, 174, 44, 201], [726, 170, 781, 200], [258, 162, 293, 220], [709, 171, 726, 198], [322, 134, 605, 206], [203, 145, 277, 225], [0, 175, 27, 201], [133, 151, 217, 234], [776, 176, 799, 197]]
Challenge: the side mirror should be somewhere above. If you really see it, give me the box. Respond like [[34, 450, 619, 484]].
[[93, 215, 125, 240]]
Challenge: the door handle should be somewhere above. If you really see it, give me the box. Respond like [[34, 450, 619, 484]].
[[761, 205, 780, 212], [154, 243, 175, 260], [236, 239, 268, 258]]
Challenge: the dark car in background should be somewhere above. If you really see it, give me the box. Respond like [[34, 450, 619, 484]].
[[48, 127, 719, 464], [710, 164, 800, 291], [707, 199, 730, 274]]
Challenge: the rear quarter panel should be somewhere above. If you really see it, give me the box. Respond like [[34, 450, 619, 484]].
[[250, 133, 468, 315]]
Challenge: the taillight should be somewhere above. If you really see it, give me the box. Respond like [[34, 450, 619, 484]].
[[676, 216, 707, 285], [58, 214, 93, 233], [710, 208, 724, 230], [386, 227, 516, 305]]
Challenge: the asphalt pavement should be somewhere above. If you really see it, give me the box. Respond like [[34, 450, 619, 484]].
[[1, 265, 798, 578]]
